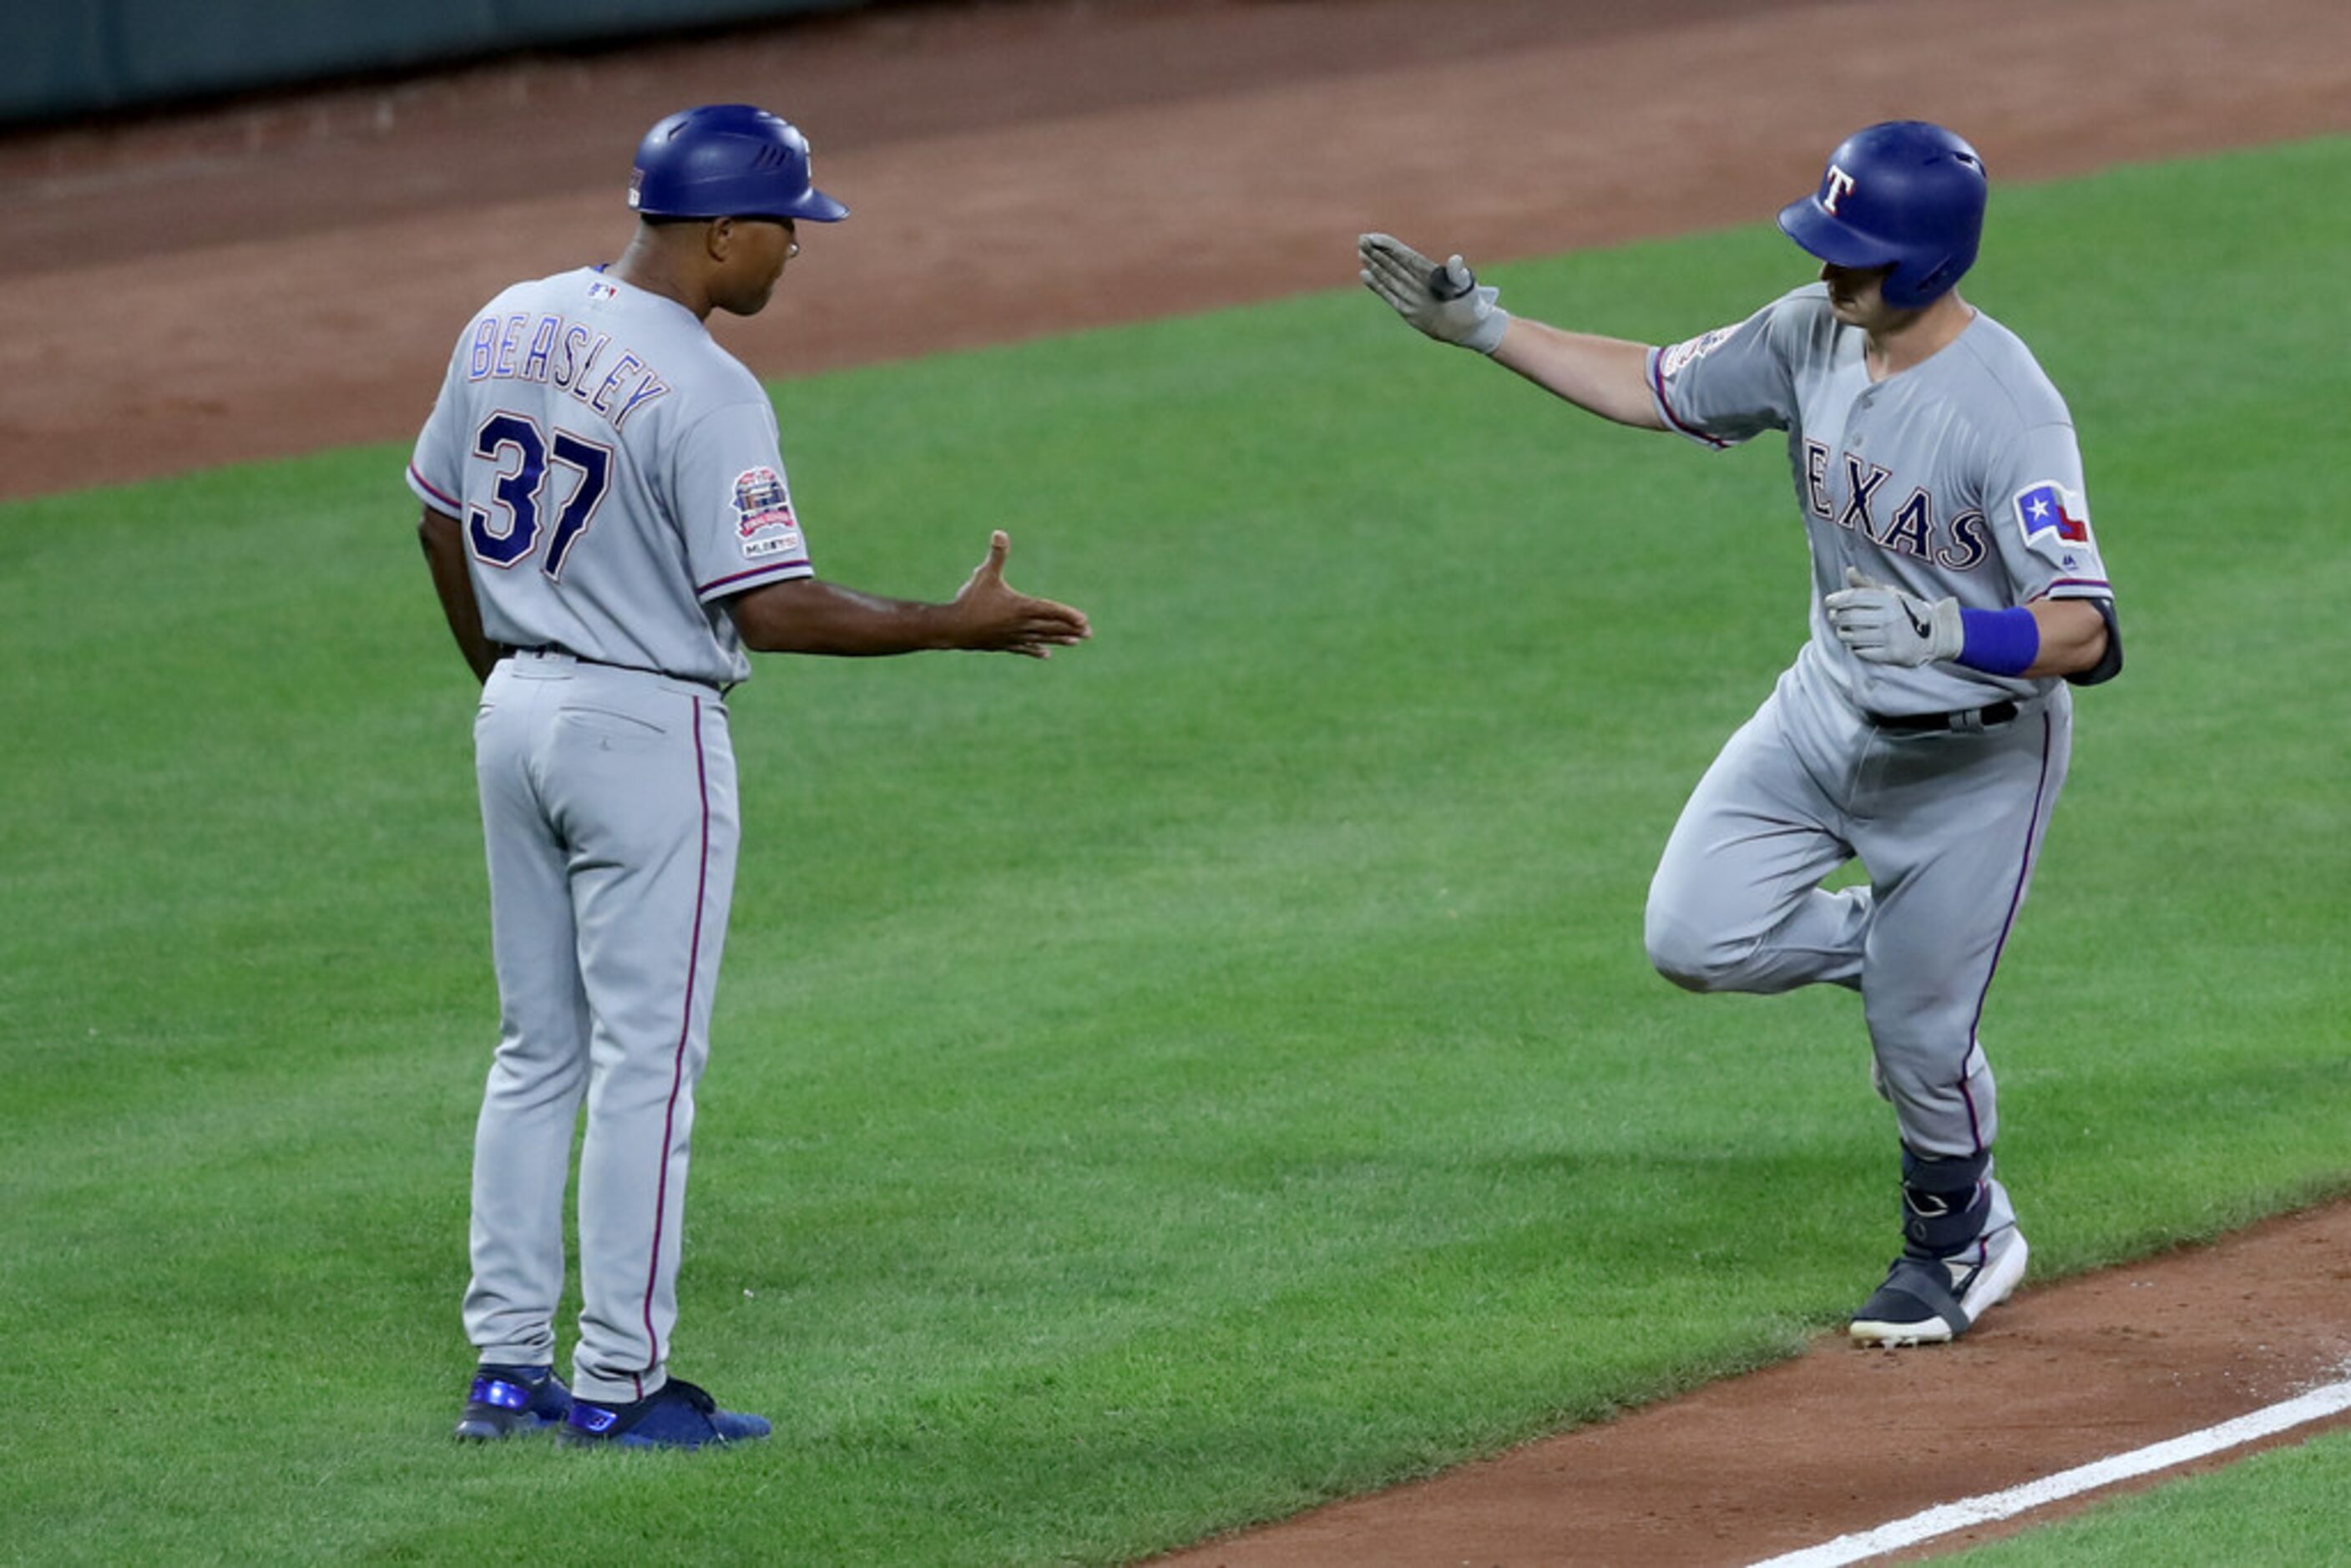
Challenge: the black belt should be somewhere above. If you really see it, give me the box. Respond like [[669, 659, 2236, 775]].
[[506, 645, 729, 697], [1873, 700, 2018, 734]]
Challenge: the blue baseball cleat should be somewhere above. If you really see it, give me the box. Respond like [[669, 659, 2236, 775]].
[[454, 1363, 574, 1440], [559, 1377, 771, 1449]]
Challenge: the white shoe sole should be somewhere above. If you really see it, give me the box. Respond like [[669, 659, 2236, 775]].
[[1849, 1232, 2030, 1348]]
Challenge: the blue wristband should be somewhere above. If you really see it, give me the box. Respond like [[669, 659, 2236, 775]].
[[1957, 606, 2040, 677]]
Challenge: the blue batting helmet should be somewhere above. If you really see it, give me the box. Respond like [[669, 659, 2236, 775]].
[[1777, 121, 1985, 309], [629, 104, 848, 224]]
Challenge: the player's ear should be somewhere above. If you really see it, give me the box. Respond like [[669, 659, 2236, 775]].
[[704, 216, 736, 262]]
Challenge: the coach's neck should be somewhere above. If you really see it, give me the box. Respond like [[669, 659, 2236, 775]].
[[612, 220, 720, 320]]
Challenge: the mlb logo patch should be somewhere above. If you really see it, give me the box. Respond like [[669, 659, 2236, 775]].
[[586, 279, 619, 301], [732, 466, 796, 538], [2014, 482, 2091, 545]]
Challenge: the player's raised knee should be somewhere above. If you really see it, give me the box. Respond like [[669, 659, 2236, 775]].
[[1644, 906, 1741, 993]]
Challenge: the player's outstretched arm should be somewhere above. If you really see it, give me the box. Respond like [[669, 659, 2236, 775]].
[[1357, 233, 1663, 430], [728, 530, 1091, 660], [417, 507, 499, 683], [1489, 319, 1666, 431]]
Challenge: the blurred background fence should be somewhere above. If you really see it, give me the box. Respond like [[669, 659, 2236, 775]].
[[2, 0, 879, 124]]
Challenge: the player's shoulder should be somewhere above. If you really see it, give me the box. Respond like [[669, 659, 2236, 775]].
[[1778, 281, 1836, 316], [650, 344, 769, 431], [1948, 306, 2073, 430], [1666, 283, 1832, 364], [1761, 282, 1841, 349], [1737, 282, 1852, 376]]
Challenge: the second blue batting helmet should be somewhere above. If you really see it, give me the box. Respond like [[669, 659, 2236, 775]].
[[629, 104, 849, 224], [1777, 121, 1985, 309]]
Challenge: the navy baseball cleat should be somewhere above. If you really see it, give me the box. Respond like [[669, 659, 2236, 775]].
[[454, 1363, 574, 1439], [559, 1378, 771, 1449], [1849, 1226, 2030, 1347]]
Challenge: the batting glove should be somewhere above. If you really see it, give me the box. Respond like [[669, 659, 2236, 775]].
[[1358, 233, 1509, 354], [1824, 566, 1964, 666]]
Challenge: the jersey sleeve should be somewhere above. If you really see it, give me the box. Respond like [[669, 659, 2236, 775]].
[[1644, 296, 1799, 449], [667, 398, 818, 603], [1981, 420, 2113, 606], [405, 324, 474, 518]]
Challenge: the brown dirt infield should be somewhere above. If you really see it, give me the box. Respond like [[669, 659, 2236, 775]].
[[8, 1, 2348, 1560]]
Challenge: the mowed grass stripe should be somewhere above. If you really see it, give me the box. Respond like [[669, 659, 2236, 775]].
[[1, 134, 2345, 1565]]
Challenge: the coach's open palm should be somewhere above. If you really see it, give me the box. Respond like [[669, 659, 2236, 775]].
[[954, 530, 1091, 658]]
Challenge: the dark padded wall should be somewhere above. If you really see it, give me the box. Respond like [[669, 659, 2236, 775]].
[[2, 0, 870, 125]]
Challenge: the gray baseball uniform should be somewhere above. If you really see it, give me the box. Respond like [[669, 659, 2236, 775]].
[[1638, 284, 2115, 1239], [408, 264, 814, 1404]]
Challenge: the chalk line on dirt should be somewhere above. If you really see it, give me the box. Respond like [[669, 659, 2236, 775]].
[[1748, 1373, 2351, 1567]]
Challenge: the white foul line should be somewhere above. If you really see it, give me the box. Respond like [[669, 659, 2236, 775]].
[[1747, 1376, 2351, 1568]]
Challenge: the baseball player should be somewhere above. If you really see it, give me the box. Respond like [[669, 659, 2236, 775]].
[[411, 104, 1090, 1447], [1360, 121, 2120, 1346]]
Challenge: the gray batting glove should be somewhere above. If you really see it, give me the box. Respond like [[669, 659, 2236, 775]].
[[1824, 566, 1964, 666], [1358, 232, 1509, 354]]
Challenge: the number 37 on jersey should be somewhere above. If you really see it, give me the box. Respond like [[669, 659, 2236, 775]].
[[464, 411, 614, 579]]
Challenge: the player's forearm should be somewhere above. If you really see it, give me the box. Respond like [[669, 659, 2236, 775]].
[[732, 578, 953, 655], [733, 537, 1090, 660], [418, 509, 498, 683], [1489, 321, 1666, 430], [2020, 598, 2109, 679]]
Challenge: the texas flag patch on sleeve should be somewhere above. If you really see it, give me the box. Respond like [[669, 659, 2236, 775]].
[[2015, 481, 2091, 543], [2012, 480, 2096, 567]]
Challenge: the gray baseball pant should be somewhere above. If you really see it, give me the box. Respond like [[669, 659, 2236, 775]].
[[463, 652, 739, 1405], [1643, 665, 2074, 1240]]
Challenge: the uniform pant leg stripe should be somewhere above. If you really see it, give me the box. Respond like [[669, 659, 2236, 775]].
[[1959, 1074, 1989, 1157], [1956, 1035, 1990, 1156], [639, 694, 709, 1383], [1958, 711, 2057, 1152]]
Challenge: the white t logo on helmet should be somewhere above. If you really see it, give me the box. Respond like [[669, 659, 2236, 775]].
[[1822, 165, 1858, 215]]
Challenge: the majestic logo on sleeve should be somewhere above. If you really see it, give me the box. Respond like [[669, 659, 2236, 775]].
[[731, 466, 805, 559]]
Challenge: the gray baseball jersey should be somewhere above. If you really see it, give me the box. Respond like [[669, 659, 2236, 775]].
[[1645, 282, 2115, 716], [407, 266, 816, 690]]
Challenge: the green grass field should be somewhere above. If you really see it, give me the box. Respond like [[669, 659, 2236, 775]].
[[1945, 1428, 2351, 1565], [4, 135, 2347, 1564]]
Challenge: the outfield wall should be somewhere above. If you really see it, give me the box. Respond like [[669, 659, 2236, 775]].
[[0, 0, 876, 126]]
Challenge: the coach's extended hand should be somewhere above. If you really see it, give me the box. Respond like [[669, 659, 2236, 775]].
[[951, 530, 1092, 659]]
